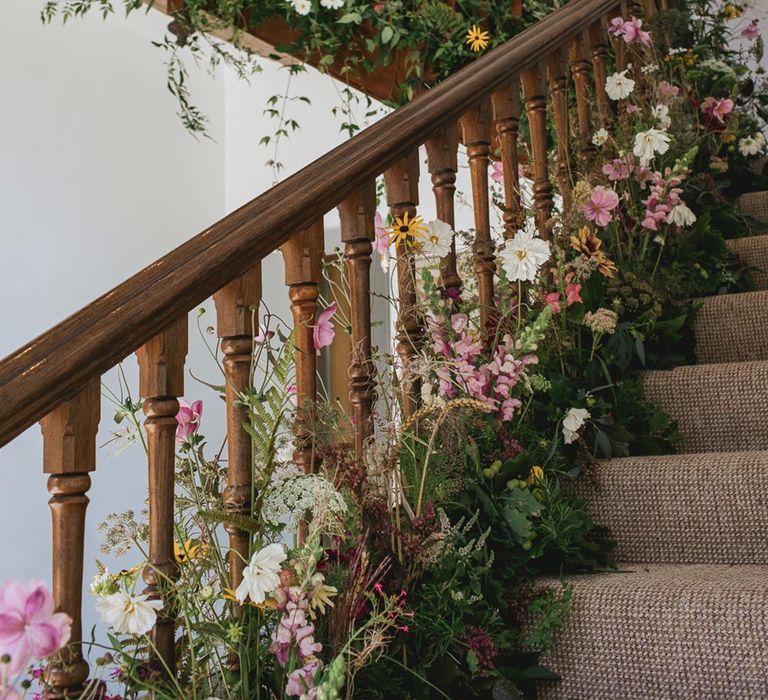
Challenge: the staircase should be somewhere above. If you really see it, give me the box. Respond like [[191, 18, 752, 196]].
[[539, 194, 768, 698]]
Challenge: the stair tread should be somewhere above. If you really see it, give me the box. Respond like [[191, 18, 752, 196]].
[[538, 564, 768, 699], [575, 452, 768, 564], [726, 234, 768, 290], [694, 289, 768, 362]]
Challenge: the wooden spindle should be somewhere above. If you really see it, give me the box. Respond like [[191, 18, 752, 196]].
[[384, 150, 422, 417], [40, 380, 100, 699], [546, 48, 573, 215], [213, 265, 261, 594], [282, 221, 324, 473], [570, 31, 597, 169], [338, 183, 377, 463], [136, 316, 188, 680], [590, 21, 611, 129], [459, 100, 496, 346], [425, 123, 462, 295], [491, 77, 523, 238], [521, 64, 555, 239]]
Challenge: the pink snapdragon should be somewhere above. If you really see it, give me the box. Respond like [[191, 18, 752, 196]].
[[566, 281, 583, 306], [742, 20, 759, 41], [543, 292, 561, 314], [176, 399, 203, 444], [640, 172, 683, 230], [0, 580, 71, 677], [582, 186, 620, 227], [313, 304, 337, 351]]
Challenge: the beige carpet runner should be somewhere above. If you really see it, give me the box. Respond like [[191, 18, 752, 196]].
[[538, 193, 768, 699]]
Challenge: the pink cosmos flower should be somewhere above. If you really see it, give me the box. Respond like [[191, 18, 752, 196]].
[[490, 161, 504, 184], [372, 212, 389, 255], [566, 282, 583, 306], [608, 17, 625, 36], [602, 158, 631, 181], [176, 399, 202, 444], [582, 186, 619, 227], [622, 16, 650, 45], [701, 96, 734, 123], [312, 304, 336, 351], [742, 20, 759, 41], [542, 292, 561, 314], [0, 580, 71, 677]]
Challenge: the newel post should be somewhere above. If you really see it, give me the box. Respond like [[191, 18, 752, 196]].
[[136, 316, 188, 682], [40, 379, 100, 699], [213, 265, 262, 594], [338, 183, 377, 464], [282, 221, 324, 475]]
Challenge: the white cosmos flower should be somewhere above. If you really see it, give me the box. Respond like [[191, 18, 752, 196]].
[[739, 132, 766, 157], [320, 0, 345, 7], [592, 128, 609, 146], [652, 104, 671, 129], [605, 70, 635, 100], [235, 543, 286, 604], [666, 202, 697, 227], [291, 0, 312, 15], [633, 128, 670, 166], [418, 219, 453, 259], [562, 407, 590, 445], [499, 229, 551, 282], [94, 591, 163, 636]]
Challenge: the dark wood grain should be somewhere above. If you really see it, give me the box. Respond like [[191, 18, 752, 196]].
[[0, 0, 620, 447], [547, 48, 573, 215], [570, 30, 597, 167], [491, 78, 523, 239]]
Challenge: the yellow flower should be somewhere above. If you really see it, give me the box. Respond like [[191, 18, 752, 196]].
[[465, 24, 490, 53], [527, 465, 545, 485], [723, 4, 743, 20], [174, 539, 208, 564], [570, 226, 617, 278], [309, 582, 338, 619], [388, 212, 428, 247], [722, 132, 736, 144]]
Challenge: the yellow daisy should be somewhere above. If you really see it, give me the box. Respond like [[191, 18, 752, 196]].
[[174, 539, 208, 564], [527, 465, 544, 486], [388, 212, 428, 247], [466, 24, 490, 53]]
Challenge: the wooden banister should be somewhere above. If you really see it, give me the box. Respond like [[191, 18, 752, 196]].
[[0, 0, 622, 448]]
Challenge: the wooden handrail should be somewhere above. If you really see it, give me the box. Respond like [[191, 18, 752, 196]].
[[0, 0, 618, 446]]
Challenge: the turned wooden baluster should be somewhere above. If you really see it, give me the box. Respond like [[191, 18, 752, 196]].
[[384, 150, 422, 417], [590, 21, 612, 129], [425, 123, 462, 295], [459, 100, 496, 346], [521, 64, 555, 239], [546, 48, 573, 215], [40, 380, 100, 699], [213, 266, 261, 593], [136, 316, 188, 681], [282, 221, 324, 473], [570, 31, 597, 169], [338, 183, 377, 463], [491, 77, 523, 238]]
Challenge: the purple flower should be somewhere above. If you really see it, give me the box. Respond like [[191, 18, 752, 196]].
[[313, 304, 336, 352], [175, 399, 202, 444]]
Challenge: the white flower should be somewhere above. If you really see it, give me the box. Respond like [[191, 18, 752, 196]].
[[95, 591, 163, 636], [592, 128, 609, 146], [641, 63, 658, 74], [235, 543, 286, 604], [562, 407, 590, 445], [739, 133, 767, 157], [291, 0, 312, 15], [499, 229, 551, 282], [666, 202, 696, 227], [320, 0, 344, 7], [633, 128, 670, 165], [276, 437, 295, 465], [652, 104, 671, 129], [605, 70, 635, 101], [418, 219, 453, 259]]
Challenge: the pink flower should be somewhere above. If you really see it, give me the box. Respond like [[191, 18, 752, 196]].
[[625, 104, 641, 114], [582, 186, 619, 227], [742, 20, 759, 41], [608, 17, 625, 35], [490, 161, 504, 184], [312, 304, 336, 351], [450, 314, 469, 334], [1, 689, 22, 700], [602, 158, 631, 181], [286, 385, 298, 406], [701, 96, 734, 123], [622, 16, 650, 45], [542, 292, 561, 314], [565, 282, 583, 306], [285, 659, 321, 698], [0, 580, 71, 677], [373, 212, 389, 255], [175, 399, 202, 444], [656, 81, 680, 101]]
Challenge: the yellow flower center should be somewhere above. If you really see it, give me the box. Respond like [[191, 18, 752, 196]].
[[515, 250, 528, 260]]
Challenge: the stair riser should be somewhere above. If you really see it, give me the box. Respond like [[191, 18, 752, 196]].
[[575, 453, 768, 564], [643, 362, 768, 453], [727, 235, 768, 290], [694, 291, 768, 363], [739, 191, 768, 224]]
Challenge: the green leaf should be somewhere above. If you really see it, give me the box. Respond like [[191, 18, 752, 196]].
[[381, 25, 394, 44], [337, 12, 362, 24]]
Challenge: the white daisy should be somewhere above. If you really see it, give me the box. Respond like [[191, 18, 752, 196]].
[[95, 591, 163, 636], [592, 128, 609, 146], [417, 219, 453, 259], [739, 133, 766, 157], [235, 543, 286, 605], [605, 70, 636, 101], [291, 0, 312, 15], [320, 0, 344, 7], [633, 128, 670, 165], [498, 229, 551, 282]]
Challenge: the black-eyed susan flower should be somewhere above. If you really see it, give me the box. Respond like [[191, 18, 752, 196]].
[[388, 212, 429, 247], [465, 24, 490, 53]]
